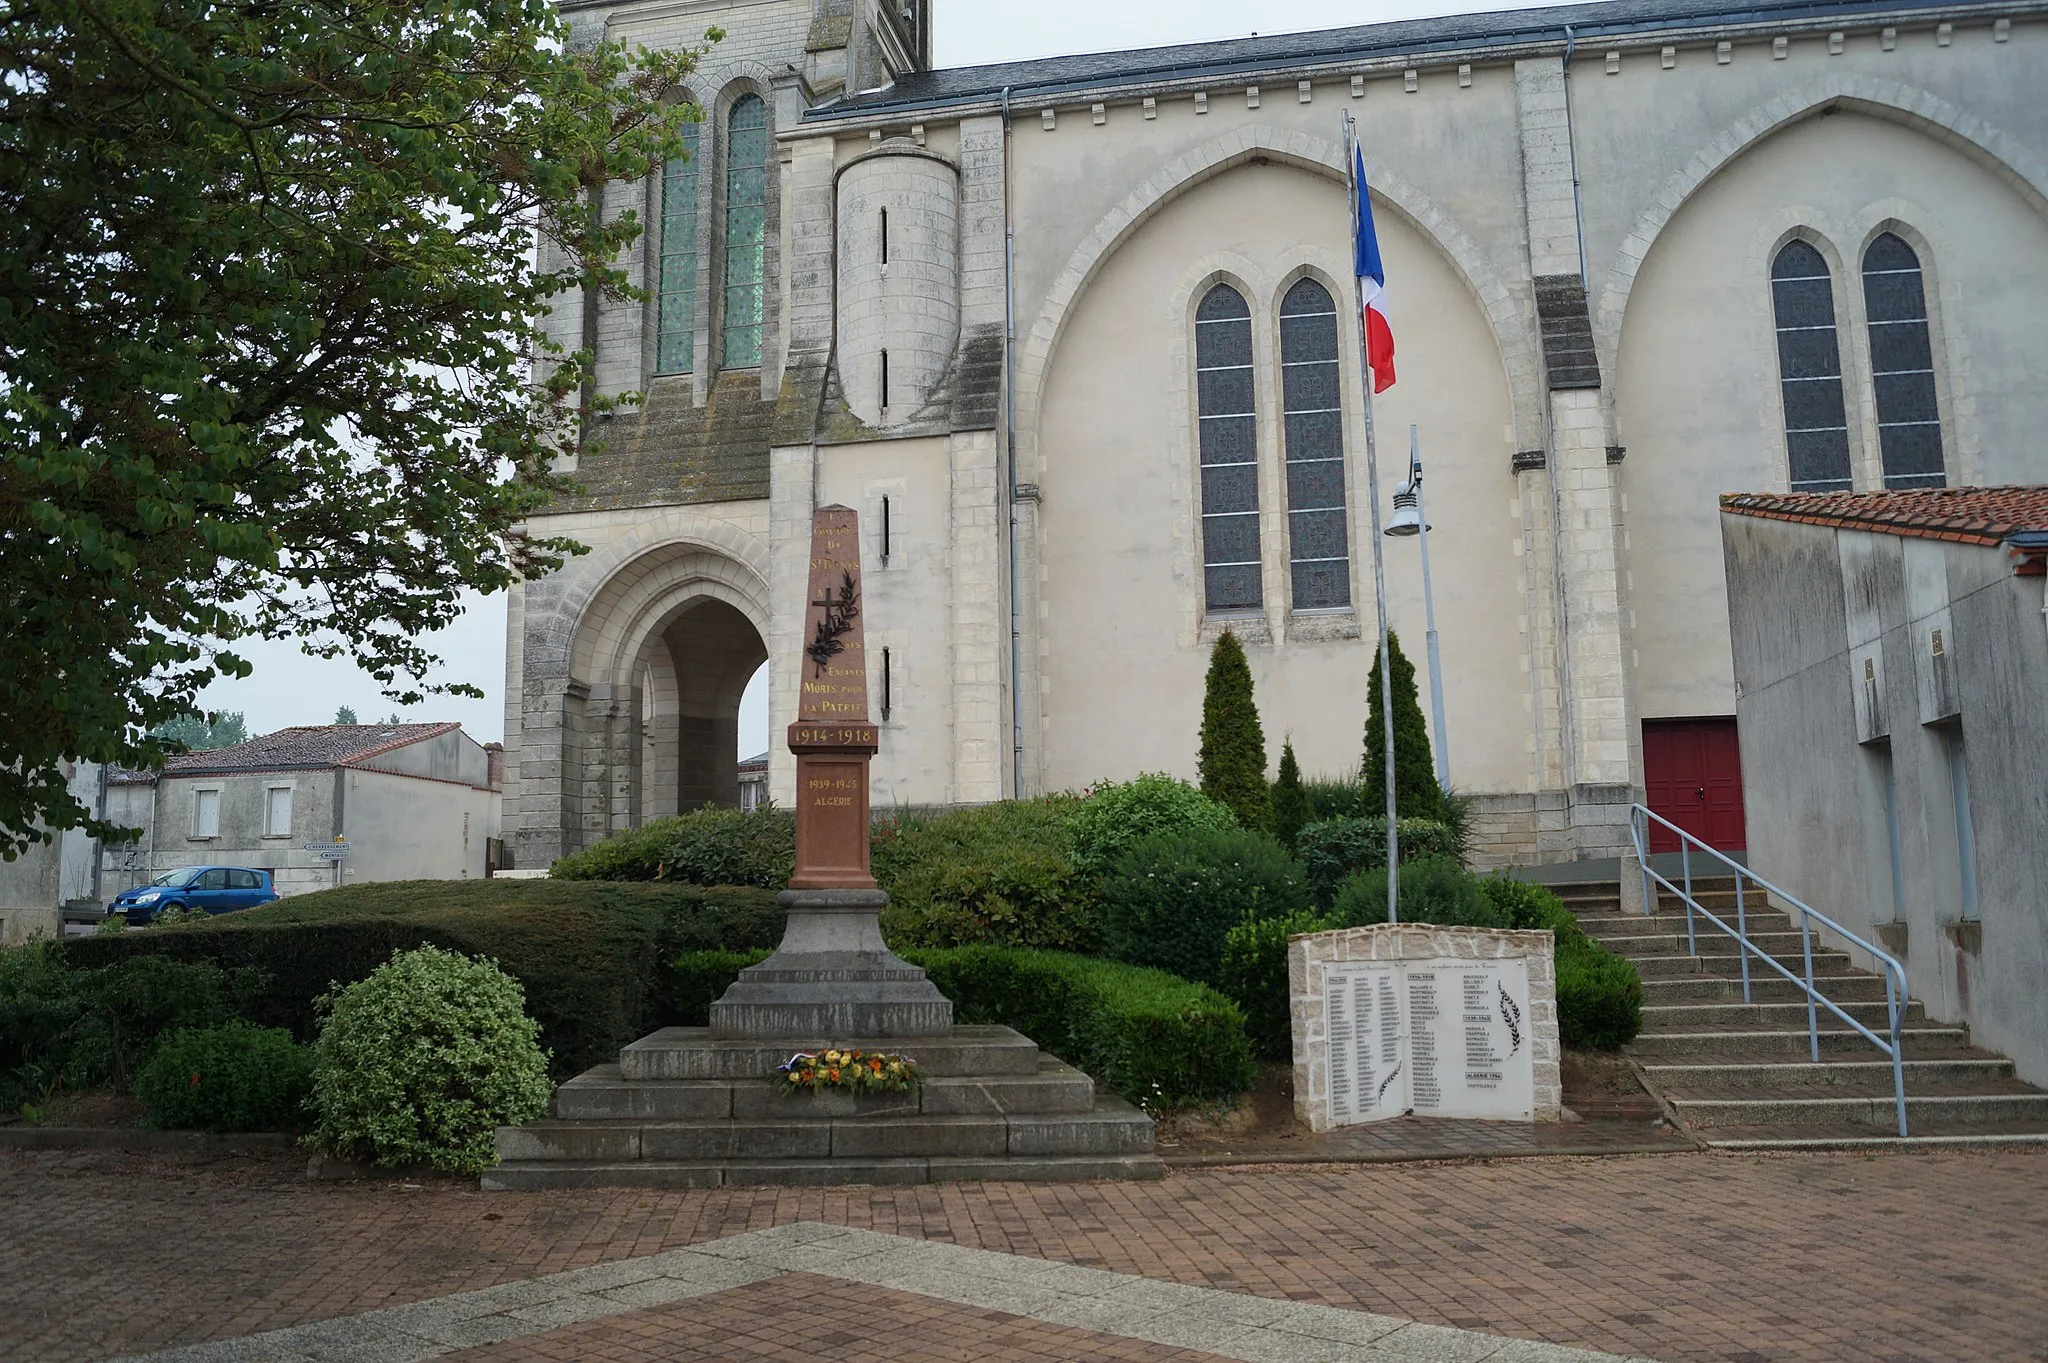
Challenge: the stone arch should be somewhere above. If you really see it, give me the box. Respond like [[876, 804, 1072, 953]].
[[1013, 125, 1544, 481], [1593, 76, 2048, 377]]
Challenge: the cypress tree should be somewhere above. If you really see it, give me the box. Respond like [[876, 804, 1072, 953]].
[[1272, 741, 1309, 851], [1364, 630, 1445, 822], [1198, 630, 1272, 831]]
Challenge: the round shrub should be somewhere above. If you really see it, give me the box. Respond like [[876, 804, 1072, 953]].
[[134, 1022, 312, 1132], [1331, 855, 1506, 929], [309, 946, 551, 1174], [1218, 908, 1336, 1060], [874, 797, 1095, 951], [1557, 947, 1644, 1050], [1067, 773, 1237, 877], [1298, 816, 1464, 908], [1477, 873, 1585, 941], [1096, 826, 1307, 985]]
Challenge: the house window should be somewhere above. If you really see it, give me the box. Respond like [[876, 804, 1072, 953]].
[[192, 788, 219, 839], [1279, 278, 1350, 610], [655, 120, 703, 374], [1863, 233, 1945, 489], [1195, 284, 1260, 611], [721, 94, 769, 369], [265, 786, 293, 838], [1768, 241, 1852, 492]]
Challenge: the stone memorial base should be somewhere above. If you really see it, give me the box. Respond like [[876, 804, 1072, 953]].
[[484, 1024, 1161, 1189], [708, 890, 953, 1039]]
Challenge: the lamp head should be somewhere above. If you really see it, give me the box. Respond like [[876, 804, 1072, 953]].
[[1384, 483, 1425, 537]]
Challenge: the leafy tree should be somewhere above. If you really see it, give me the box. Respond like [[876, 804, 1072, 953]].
[[0, 0, 712, 856], [1271, 741, 1309, 851], [151, 712, 249, 752], [1364, 631, 1445, 822], [333, 708, 359, 726], [1197, 630, 1270, 831]]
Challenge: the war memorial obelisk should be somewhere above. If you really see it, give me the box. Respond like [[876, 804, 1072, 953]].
[[709, 506, 953, 1038], [486, 508, 1159, 1187]]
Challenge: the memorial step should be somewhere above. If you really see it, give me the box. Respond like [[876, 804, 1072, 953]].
[[555, 1056, 1098, 1121], [618, 1024, 1042, 1081], [482, 1152, 1166, 1190], [1628, 1026, 1968, 1062]]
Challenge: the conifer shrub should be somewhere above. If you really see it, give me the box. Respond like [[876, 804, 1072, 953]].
[[1217, 908, 1336, 1059], [309, 946, 551, 1174], [1095, 826, 1307, 986], [1197, 630, 1271, 831], [134, 1022, 313, 1132], [1065, 773, 1236, 878], [1297, 816, 1463, 908], [1364, 631, 1445, 822], [1272, 743, 1309, 852], [873, 797, 1094, 951]]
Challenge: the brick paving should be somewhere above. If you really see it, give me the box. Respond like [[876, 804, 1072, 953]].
[[1162, 1113, 1693, 1164], [5, 1144, 2047, 1362], [440, 1273, 1233, 1363]]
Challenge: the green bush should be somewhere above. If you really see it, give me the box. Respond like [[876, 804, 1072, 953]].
[[670, 949, 771, 1025], [1272, 743, 1309, 852], [1297, 816, 1464, 908], [134, 1022, 313, 1132], [874, 797, 1095, 951], [670, 946, 1257, 1111], [309, 946, 552, 1174], [1218, 909, 1335, 1060], [1096, 826, 1307, 986], [1332, 855, 1506, 929], [1301, 775, 1371, 823], [1066, 773, 1237, 877], [62, 880, 783, 1077], [549, 806, 796, 887], [1478, 875, 1641, 1049], [1197, 630, 1271, 832]]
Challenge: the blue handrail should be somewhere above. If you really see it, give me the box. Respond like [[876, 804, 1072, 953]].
[[1628, 804, 1910, 1138]]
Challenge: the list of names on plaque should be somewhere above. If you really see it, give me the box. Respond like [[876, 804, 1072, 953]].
[[1319, 957, 1535, 1127]]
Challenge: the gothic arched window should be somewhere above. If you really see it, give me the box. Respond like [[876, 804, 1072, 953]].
[[1279, 278, 1350, 609], [1862, 233, 1945, 489], [1768, 241, 1852, 493], [1195, 284, 1260, 612], [721, 94, 769, 369], [654, 120, 702, 375]]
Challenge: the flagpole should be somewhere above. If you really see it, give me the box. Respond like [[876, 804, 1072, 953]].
[[1343, 111, 1400, 927]]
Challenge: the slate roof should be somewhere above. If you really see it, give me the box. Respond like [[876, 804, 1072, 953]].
[[1719, 486, 2048, 546], [805, 0, 2008, 120], [163, 724, 461, 777]]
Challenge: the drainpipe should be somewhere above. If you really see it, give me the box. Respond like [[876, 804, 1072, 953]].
[[1560, 26, 1590, 290], [1001, 86, 1025, 800]]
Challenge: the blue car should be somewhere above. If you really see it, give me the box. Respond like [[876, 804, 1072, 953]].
[[108, 866, 278, 926]]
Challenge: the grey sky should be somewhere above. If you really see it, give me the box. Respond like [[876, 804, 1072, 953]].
[[195, 0, 1482, 751]]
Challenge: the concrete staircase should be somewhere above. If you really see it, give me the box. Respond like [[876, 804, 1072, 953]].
[[485, 1025, 1164, 1188], [1559, 878, 2048, 1148]]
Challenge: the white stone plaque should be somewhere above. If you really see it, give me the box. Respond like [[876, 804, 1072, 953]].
[[1294, 925, 1556, 1131]]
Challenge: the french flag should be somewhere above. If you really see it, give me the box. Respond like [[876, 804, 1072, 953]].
[[1352, 145, 1396, 393]]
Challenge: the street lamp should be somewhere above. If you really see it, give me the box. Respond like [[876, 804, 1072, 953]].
[[1383, 425, 1450, 789]]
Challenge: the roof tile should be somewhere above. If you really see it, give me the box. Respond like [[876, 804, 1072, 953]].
[[163, 723, 461, 776], [1719, 486, 2048, 546]]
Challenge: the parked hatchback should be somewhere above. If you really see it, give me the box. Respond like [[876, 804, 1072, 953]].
[[108, 866, 278, 926]]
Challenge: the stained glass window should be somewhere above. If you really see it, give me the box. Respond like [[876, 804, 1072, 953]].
[[1196, 285, 1260, 612], [1862, 233, 1945, 489], [1769, 241, 1852, 493], [1279, 278, 1350, 609], [722, 95, 768, 369], [655, 120, 701, 375]]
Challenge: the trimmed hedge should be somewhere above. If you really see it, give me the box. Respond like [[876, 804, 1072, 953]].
[[61, 880, 783, 1077], [873, 797, 1094, 952], [1096, 826, 1306, 986], [549, 807, 795, 887], [672, 946, 1257, 1111], [1298, 816, 1464, 908], [1478, 875, 1643, 1050], [1332, 856, 1509, 930], [1217, 909, 1334, 1060], [134, 1022, 312, 1132]]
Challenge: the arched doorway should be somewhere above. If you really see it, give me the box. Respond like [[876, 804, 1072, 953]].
[[636, 597, 767, 816]]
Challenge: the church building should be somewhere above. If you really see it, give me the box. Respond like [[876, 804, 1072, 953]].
[[502, 0, 2048, 871]]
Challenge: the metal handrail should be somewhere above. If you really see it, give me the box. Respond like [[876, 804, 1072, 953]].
[[1628, 804, 1910, 1137]]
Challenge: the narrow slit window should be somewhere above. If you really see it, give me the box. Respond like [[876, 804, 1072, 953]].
[[881, 495, 892, 564], [721, 94, 769, 369], [1862, 233, 1945, 489], [1195, 285, 1260, 612], [880, 207, 889, 265], [880, 348, 890, 411], [881, 647, 893, 721], [655, 120, 702, 374], [1768, 241, 1851, 492], [1279, 278, 1350, 610]]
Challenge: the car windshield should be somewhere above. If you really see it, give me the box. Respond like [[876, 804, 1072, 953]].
[[148, 868, 205, 888]]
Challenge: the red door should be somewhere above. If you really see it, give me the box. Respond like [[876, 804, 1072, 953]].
[[1642, 719, 1746, 853]]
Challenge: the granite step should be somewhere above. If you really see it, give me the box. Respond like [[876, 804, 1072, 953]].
[[482, 1152, 1166, 1190], [1641, 1057, 2015, 1092], [1640, 974, 1900, 1004], [1575, 912, 1798, 937], [618, 1025, 1041, 1081], [1639, 999, 1929, 1032], [1625, 950, 1854, 979], [556, 1056, 1097, 1121], [1595, 930, 1816, 959], [1628, 1026, 1968, 1062], [1666, 1088, 2048, 1130]]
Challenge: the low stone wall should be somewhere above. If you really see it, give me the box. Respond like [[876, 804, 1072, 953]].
[[1289, 923, 1562, 1130]]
